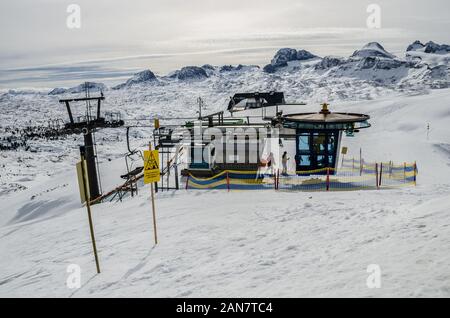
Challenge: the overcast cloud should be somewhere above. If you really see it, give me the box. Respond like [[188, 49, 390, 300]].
[[0, 0, 448, 87]]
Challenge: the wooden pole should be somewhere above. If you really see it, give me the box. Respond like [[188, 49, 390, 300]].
[[80, 148, 101, 274], [149, 143, 158, 245], [150, 182, 158, 245]]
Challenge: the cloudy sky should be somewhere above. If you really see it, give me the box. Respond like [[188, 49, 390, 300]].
[[0, 0, 448, 88]]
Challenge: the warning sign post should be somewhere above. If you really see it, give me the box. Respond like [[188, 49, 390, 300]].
[[144, 147, 160, 245], [76, 146, 101, 274]]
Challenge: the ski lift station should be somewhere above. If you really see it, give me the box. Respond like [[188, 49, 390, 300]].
[[181, 92, 371, 177], [76, 90, 416, 202]]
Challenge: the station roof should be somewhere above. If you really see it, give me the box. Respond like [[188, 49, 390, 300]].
[[282, 103, 369, 124], [283, 112, 370, 123], [278, 103, 371, 131]]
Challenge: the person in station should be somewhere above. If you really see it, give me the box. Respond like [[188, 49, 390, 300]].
[[282, 151, 290, 175], [266, 152, 275, 175]]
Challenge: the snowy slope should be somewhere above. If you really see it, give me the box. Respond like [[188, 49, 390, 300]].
[[1, 89, 450, 297], [2, 184, 450, 297]]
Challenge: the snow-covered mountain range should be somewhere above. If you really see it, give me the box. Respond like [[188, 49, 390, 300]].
[[43, 40, 450, 96]]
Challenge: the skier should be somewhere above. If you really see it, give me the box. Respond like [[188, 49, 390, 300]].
[[282, 151, 290, 175]]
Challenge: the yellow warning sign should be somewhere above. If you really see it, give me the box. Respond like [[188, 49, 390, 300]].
[[143, 150, 160, 184], [341, 147, 348, 155]]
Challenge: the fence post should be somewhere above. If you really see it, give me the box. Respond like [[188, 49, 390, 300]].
[[359, 148, 362, 175], [226, 171, 230, 192], [174, 164, 179, 190], [185, 175, 190, 190], [379, 162, 383, 188], [276, 169, 280, 190], [414, 161, 417, 186], [375, 163, 378, 189], [403, 162, 406, 183], [273, 171, 276, 190], [389, 160, 392, 178], [326, 167, 330, 191]]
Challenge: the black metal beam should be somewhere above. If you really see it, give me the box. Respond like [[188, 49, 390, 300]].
[[65, 101, 74, 124], [97, 98, 101, 120], [59, 96, 105, 103]]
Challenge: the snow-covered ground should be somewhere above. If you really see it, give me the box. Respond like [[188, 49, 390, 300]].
[[1, 86, 450, 297]]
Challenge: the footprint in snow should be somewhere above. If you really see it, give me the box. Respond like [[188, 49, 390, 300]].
[[259, 260, 276, 266], [285, 245, 298, 251]]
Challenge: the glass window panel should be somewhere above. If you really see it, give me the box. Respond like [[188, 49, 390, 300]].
[[329, 155, 334, 166], [313, 133, 326, 152], [327, 134, 336, 152], [317, 155, 327, 167], [298, 135, 309, 151], [299, 155, 311, 166]]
